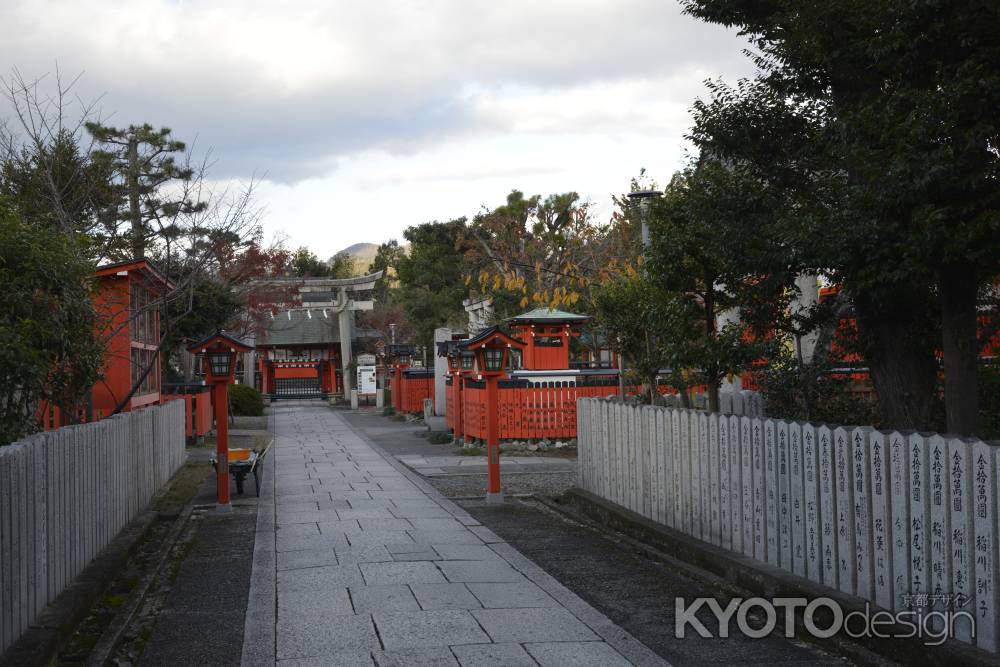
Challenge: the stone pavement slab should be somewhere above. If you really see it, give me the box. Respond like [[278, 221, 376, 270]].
[[242, 404, 667, 666], [451, 642, 537, 666], [471, 607, 600, 643]]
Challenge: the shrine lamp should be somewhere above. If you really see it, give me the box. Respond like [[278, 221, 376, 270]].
[[461, 350, 475, 370], [463, 326, 525, 378], [187, 330, 252, 514], [189, 331, 252, 383], [447, 347, 462, 371]]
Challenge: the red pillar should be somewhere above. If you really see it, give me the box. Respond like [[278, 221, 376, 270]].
[[213, 381, 231, 511], [453, 372, 464, 441], [486, 376, 501, 502]]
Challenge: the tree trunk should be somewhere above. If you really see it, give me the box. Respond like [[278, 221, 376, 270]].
[[707, 381, 720, 413], [645, 331, 657, 405], [704, 278, 719, 412], [853, 284, 940, 431], [940, 264, 981, 436], [128, 133, 143, 259]]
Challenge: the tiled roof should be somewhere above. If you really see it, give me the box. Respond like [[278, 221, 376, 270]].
[[258, 311, 342, 347], [507, 308, 590, 324]]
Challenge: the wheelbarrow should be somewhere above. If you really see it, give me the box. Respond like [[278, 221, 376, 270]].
[[210, 442, 271, 497]]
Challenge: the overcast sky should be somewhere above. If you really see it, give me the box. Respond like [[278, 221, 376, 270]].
[[1, 0, 755, 259]]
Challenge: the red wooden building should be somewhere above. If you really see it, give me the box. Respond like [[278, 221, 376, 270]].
[[38, 258, 174, 429], [91, 258, 173, 416], [255, 310, 344, 398], [507, 308, 589, 371], [440, 308, 640, 441]]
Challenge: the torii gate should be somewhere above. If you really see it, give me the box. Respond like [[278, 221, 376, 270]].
[[251, 272, 382, 394]]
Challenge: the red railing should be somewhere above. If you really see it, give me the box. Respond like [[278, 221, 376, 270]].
[[36, 390, 203, 437], [457, 379, 635, 441], [393, 368, 435, 414], [163, 384, 213, 440]]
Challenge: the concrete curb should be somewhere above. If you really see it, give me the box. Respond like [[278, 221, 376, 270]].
[[564, 486, 995, 667], [241, 413, 278, 667], [346, 411, 670, 666]]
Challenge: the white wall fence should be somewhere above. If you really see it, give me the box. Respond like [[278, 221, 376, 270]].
[[0, 400, 186, 655], [659, 389, 765, 418], [576, 398, 1000, 654]]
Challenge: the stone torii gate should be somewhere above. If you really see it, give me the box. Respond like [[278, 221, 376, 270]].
[[252, 272, 381, 393]]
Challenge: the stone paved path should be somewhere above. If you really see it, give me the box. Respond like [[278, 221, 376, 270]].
[[242, 404, 667, 666]]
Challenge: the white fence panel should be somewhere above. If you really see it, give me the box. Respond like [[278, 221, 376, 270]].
[[575, 397, 1000, 653], [0, 400, 185, 655]]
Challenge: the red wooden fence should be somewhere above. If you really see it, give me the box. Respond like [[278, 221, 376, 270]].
[[449, 378, 658, 441], [37, 387, 210, 441], [393, 368, 435, 414], [163, 384, 213, 440]]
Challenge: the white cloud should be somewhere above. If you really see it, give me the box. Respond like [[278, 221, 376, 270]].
[[1, 0, 755, 256]]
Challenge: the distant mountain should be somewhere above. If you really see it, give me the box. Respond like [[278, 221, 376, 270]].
[[336, 243, 380, 275]]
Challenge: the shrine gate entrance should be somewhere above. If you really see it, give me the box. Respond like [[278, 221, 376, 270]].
[[271, 361, 325, 399]]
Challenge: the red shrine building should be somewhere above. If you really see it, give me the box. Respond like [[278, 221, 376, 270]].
[[255, 310, 345, 397], [506, 308, 590, 372], [250, 274, 382, 399], [91, 258, 173, 416]]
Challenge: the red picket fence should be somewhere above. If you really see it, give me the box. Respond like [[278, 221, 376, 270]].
[[36, 388, 208, 440], [393, 368, 435, 414], [36, 403, 109, 431], [163, 384, 213, 440], [453, 379, 629, 441]]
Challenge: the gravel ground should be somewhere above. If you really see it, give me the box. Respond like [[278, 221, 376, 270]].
[[339, 407, 580, 499], [424, 470, 578, 498], [459, 497, 853, 667]]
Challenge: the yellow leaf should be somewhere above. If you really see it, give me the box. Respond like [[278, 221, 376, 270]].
[[520, 296, 529, 308]]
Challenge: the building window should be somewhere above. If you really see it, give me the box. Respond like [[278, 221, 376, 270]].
[[130, 283, 157, 344], [130, 348, 160, 395]]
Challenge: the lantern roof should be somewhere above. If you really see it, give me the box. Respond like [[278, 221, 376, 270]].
[[187, 330, 253, 354], [461, 326, 525, 351], [506, 308, 590, 325]]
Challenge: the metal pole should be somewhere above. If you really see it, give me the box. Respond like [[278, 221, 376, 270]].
[[214, 381, 232, 513]]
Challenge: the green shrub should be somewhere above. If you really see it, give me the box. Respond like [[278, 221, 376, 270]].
[[229, 384, 264, 416], [427, 431, 453, 444], [755, 348, 880, 427]]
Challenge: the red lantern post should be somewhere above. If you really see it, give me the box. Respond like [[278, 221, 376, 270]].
[[462, 327, 525, 504], [188, 331, 252, 513]]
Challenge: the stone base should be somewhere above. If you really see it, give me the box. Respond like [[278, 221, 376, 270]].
[[485, 491, 504, 505], [424, 416, 448, 431], [215, 502, 233, 514]]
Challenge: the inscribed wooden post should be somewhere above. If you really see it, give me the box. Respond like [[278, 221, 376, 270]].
[[818, 425, 838, 588], [834, 426, 856, 595]]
